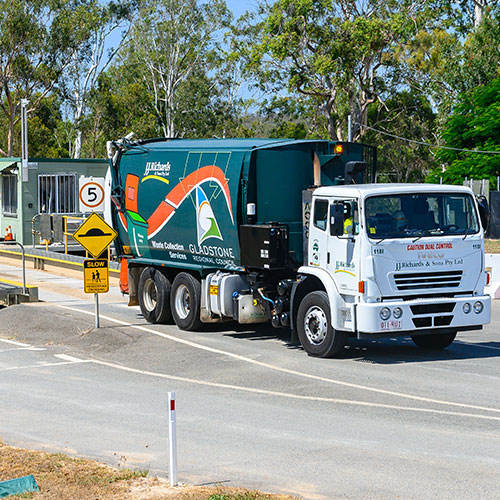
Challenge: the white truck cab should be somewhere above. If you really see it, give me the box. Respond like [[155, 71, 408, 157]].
[[295, 184, 491, 357]]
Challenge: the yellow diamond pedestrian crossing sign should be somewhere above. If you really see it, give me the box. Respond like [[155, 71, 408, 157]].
[[73, 212, 117, 258]]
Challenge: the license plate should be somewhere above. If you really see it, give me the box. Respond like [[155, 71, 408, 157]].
[[380, 320, 402, 330]]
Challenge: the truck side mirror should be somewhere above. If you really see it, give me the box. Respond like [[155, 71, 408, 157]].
[[330, 203, 344, 236], [477, 195, 489, 232]]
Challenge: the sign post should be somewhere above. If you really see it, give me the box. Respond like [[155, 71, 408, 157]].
[[95, 293, 99, 329], [73, 213, 117, 328], [20, 99, 29, 182]]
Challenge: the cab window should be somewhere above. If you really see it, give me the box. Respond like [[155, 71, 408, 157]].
[[313, 199, 328, 231], [341, 200, 359, 236]]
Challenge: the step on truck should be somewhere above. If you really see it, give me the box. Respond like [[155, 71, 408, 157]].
[[106, 137, 491, 357]]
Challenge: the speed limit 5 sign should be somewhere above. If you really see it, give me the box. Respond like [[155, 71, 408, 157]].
[[79, 177, 105, 213]]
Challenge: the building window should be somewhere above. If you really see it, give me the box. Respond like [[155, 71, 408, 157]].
[[2, 173, 18, 216], [38, 174, 77, 213]]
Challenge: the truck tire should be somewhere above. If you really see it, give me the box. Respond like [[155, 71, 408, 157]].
[[411, 332, 457, 349], [138, 267, 172, 324], [171, 272, 203, 331], [297, 291, 347, 358]]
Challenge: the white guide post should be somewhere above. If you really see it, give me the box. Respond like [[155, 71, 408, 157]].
[[168, 392, 178, 486]]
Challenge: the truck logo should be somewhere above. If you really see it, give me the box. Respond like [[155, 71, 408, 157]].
[[118, 165, 234, 240], [311, 239, 320, 266], [196, 186, 223, 245], [144, 161, 171, 177]]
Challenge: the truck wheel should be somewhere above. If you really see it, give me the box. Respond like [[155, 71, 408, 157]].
[[411, 332, 457, 349], [138, 267, 172, 324], [171, 272, 202, 331], [297, 291, 347, 358]]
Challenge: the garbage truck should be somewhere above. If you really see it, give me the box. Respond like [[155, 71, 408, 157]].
[[106, 137, 491, 357]]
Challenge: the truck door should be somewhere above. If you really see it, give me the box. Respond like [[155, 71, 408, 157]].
[[328, 199, 360, 293], [308, 197, 330, 269]]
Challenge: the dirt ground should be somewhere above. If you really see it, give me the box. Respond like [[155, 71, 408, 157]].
[[0, 441, 299, 500], [485, 239, 500, 254]]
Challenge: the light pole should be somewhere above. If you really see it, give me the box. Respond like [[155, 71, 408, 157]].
[[20, 99, 29, 182]]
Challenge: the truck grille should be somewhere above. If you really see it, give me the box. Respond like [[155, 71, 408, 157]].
[[412, 315, 453, 328], [410, 303, 455, 315], [394, 271, 462, 291]]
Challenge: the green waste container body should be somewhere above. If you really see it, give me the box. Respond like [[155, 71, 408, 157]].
[[109, 138, 375, 273]]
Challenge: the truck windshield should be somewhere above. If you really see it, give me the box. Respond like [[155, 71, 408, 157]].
[[365, 193, 479, 239]]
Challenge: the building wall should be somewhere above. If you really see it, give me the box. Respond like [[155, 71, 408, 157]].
[[0, 158, 109, 245], [0, 158, 22, 243]]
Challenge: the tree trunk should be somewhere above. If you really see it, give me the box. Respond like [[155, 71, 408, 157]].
[[6, 90, 15, 156], [7, 120, 14, 156], [72, 95, 84, 159], [73, 130, 82, 159], [474, 0, 487, 28], [324, 98, 339, 141]]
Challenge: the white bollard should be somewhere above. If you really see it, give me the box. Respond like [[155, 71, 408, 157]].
[[167, 392, 178, 486]]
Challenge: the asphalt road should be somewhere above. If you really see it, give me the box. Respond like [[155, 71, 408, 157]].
[[1, 261, 500, 499]]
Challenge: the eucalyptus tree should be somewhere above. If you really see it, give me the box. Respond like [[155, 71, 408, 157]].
[[401, 0, 500, 114], [427, 76, 500, 186], [238, 0, 426, 141], [0, 0, 88, 156], [59, 0, 135, 158], [124, 0, 231, 138]]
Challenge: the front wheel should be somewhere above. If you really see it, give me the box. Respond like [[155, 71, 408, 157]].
[[411, 332, 457, 349], [296, 291, 347, 358], [171, 272, 202, 331]]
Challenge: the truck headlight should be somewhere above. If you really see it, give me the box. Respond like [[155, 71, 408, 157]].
[[473, 301, 484, 314], [380, 307, 391, 320], [463, 302, 471, 314], [393, 307, 403, 319]]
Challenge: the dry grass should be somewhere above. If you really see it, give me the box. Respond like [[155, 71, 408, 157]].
[[0, 441, 299, 500], [485, 239, 500, 254]]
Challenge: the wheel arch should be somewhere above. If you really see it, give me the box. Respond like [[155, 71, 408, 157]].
[[127, 261, 202, 304], [291, 267, 344, 343]]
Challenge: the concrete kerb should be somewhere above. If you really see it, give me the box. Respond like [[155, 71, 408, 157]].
[[485, 253, 500, 299]]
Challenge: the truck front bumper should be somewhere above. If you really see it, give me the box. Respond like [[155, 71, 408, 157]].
[[356, 295, 491, 336]]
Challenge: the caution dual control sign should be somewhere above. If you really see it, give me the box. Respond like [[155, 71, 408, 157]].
[[83, 259, 109, 294]]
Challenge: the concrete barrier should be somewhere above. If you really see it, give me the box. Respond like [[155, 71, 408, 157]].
[[485, 253, 500, 298]]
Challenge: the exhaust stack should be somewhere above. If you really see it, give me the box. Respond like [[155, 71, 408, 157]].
[[313, 152, 321, 187]]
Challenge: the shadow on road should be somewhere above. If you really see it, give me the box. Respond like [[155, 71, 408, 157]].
[[135, 311, 500, 365], [337, 337, 500, 364], [221, 324, 500, 364]]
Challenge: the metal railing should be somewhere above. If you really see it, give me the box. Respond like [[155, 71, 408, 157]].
[[0, 241, 27, 294], [31, 213, 111, 260], [31, 212, 112, 258], [63, 215, 86, 254]]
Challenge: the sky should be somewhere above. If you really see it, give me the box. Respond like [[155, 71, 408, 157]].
[[226, 0, 258, 20]]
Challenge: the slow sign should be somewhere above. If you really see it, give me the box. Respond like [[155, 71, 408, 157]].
[[83, 259, 109, 294]]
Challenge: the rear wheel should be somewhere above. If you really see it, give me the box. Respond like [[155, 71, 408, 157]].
[[411, 332, 457, 349], [138, 267, 172, 324], [171, 272, 202, 331], [297, 291, 347, 358]]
